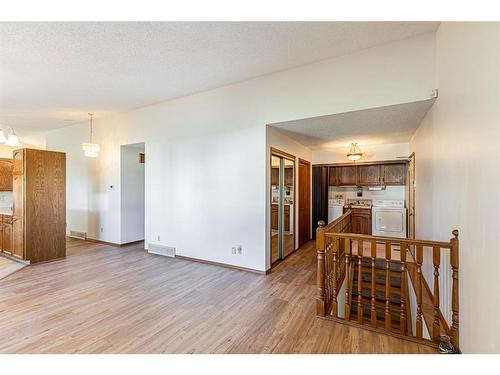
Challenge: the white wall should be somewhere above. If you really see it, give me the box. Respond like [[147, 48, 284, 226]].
[[46, 33, 436, 272], [410, 23, 500, 353], [46, 124, 90, 235], [312, 142, 410, 164], [120, 144, 145, 244]]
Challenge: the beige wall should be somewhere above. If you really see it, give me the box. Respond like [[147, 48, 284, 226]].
[[410, 22, 500, 353]]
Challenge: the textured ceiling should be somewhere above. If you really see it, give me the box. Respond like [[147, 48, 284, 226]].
[[0, 22, 439, 132], [269, 99, 436, 150]]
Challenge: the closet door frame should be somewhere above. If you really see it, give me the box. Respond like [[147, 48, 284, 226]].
[[270, 147, 296, 267]]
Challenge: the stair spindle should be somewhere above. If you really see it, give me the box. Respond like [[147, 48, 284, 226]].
[[370, 240, 377, 327], [331, 236, 338, 317], [399, 242, 407, 335], [344, 238, 351, 319], [384, 242, 391, 332], [416, 244, 423, 338], [357, 239, 363, 324], [316, 221, 326, 316], [432, 246, 441, 341], [450, 230, 460, 350]]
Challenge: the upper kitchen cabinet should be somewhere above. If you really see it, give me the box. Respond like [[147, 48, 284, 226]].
[[357, 165, 381, 185], [382, 163, 406, 185], [335, 166, 357, 186], [0, 158, 13, 191]]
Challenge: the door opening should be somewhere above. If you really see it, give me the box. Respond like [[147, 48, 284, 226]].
[[270, 148, 296, 265], [298, 158, 311, 247], [120, 142, 145, 245]]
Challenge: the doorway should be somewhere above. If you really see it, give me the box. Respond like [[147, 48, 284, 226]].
[[270, 148, 295, 265], [407, 152, 416, 239], [120, 143, 145, 245], [298, 158, 311, 247]]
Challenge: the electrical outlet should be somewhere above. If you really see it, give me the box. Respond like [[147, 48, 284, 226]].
[[100, 227, 104, 233], [237, 245, 242, 254], [231, 247, 237, 254], [157, 235, 161, 242]]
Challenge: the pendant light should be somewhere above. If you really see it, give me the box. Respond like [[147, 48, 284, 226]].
[[346, 142, 363, 161], [82, 113, 100, 158]]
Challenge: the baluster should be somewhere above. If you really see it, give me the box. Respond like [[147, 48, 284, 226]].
[[357, 239, 363, 324], [344, 238, 351, 320], [370, 240, 377, 327], [400, 242, 407, 335], [450, 230, 459, 349], [416, 244, 423, 338], [432, 246, 441, 341], [384, 241, 392, 332], [331, 236, 338, 317], [316, 221, 326, 316]]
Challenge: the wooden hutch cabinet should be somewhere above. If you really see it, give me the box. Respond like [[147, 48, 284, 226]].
[[11, 149, 66, 263]]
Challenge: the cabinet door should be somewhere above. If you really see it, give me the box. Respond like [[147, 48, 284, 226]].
[[328, 167, 337, 186], [357, 165, 381, 185], [337, 166, 357, 185], [12, 216, 24, 259], [382, 164, 406, 185], [2, 223, 13, 255], [12, 174, 24, 216], [0, 159, 13, 191]]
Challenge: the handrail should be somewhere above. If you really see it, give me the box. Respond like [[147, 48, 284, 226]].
[[316, 213, 459, 351]]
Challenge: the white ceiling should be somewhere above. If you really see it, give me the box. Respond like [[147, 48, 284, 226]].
[[269, 99, 436, 150], [0, 22, 439, 132]]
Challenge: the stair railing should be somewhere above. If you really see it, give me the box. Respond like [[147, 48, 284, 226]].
[[316, 219, 459, 351]]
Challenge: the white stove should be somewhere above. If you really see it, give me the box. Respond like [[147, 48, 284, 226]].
[[372, 199, 407, 238]]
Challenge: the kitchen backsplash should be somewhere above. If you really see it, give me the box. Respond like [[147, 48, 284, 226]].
[[0, 192, 13, 208], [329, 186, 405, 201]]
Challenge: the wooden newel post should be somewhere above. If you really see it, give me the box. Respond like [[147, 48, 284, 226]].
[[316, 220, 326, 316], [450, 229, 460, 350]]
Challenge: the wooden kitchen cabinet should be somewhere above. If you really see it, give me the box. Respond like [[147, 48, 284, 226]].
[[346, 207, 372, 235], [2, 221, 12, 255], [0, 215, 13, 256], [11, 148, 66, 263], [271, 204, 291, 232], [382, 163, 406, 185], [357, 165, 381, 186], [0, 158, 13, 191], [329, 166, 357, 186]]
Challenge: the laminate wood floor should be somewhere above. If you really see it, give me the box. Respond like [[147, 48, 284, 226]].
[[0, 254, 26, 281], [0, 238, 435, 354]]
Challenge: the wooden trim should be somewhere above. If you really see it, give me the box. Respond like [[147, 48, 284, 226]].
[[314, 159, 408, 168], [298, 158, 311, 165], [270, 147, 296, 161], [326, 232, 451, 249], [176, 255, 265, 275]]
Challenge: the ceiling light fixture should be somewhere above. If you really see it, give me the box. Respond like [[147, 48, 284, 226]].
[[82, 113, 100, 158], [347, 142, 363, 161]]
